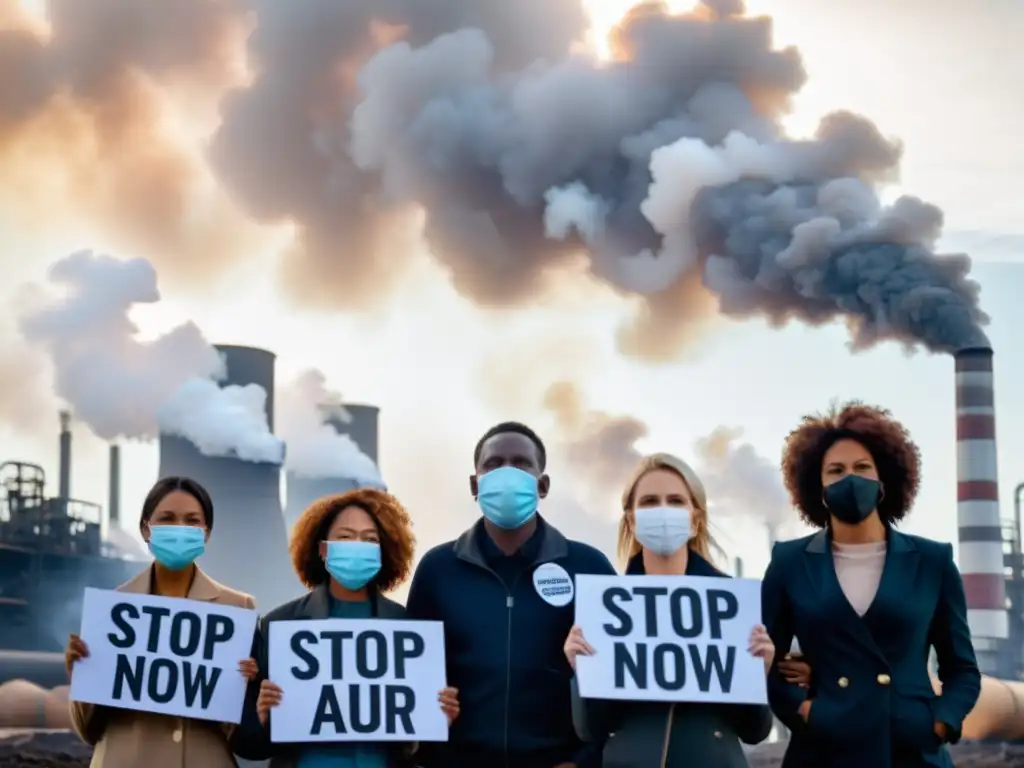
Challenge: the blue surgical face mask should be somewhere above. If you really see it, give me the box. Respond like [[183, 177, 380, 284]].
[[148, 525, 206, 571], [824, 474, 880, 525], [476, 466, 539, 530], [633, 506, 691, 556], [325, 541, 382, 590]]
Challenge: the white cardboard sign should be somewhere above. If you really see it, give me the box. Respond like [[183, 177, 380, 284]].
[[574, 574, 767, 705], [268, 618, 449, 743], [69, 587, 258, 723]]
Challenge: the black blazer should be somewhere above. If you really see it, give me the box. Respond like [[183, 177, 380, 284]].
[[762, 527, 981, 768]]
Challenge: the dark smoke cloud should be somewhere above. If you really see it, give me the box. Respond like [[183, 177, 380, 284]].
[[4, 0, 989, 357], [209, 0, 589, 307]]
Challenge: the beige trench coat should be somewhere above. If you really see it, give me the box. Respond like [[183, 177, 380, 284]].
[[69, 566, 256, 768]]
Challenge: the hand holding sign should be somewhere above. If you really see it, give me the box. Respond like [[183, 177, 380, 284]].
[[257, 680, 283, 726], [438, 687, 459, 725], [747, 625, 774, 675], [238, 658, 259, 681], [563, 626, 596, 670], [65, 633, 90, 680]]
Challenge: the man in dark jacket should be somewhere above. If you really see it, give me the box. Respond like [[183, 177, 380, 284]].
[[406, 421, 617, 768]]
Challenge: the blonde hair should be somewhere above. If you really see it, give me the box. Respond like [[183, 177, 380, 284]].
[[617, 452, 720, 566]]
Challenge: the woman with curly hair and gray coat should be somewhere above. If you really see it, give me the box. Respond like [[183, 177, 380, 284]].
[[762, 401, 981, 768]]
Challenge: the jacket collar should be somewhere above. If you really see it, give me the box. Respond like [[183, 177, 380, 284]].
[[453, 514, 569, 570], [625, 548, 724, 577], [119, 564, 223, 601], [301, 584, 406, 620], [804, 524, 916, 556], [803, 524, 919, 667]]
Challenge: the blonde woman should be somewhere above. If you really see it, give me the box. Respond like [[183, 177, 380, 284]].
[[563, 453, 774, 768]]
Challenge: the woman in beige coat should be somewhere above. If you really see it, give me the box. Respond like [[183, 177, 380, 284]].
[[64, 476, 258, 768]]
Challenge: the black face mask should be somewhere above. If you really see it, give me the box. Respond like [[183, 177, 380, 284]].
[[824, 474, 881, 525]]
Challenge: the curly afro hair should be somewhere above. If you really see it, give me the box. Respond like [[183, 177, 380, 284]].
[[781, 401, 921, 529], [289, 488, 416, 593]]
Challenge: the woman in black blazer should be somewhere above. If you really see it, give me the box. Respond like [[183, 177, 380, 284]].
[[762, 401, 981, 768], [565, 452, 775, 768]]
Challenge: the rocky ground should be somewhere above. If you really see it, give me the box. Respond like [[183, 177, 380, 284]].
[[1, 731, 1024, 767]]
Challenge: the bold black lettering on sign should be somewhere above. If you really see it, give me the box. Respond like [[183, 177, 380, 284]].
[[603, 584, 741, 693], [106, 602, 236, 709], [612, 642, 736, 693], [310, 684, 416, 736], [290, 628, 426, 682], [111, 654, 222, 707], [601, 586, 739, 641], [292, 627, 428, 737]]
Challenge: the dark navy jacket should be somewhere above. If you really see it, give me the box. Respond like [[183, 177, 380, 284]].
[[762, 527, 981, 768], [406, 515, 617, 768]]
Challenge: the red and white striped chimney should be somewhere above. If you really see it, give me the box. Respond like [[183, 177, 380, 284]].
[[955, 346, 1007, 674]]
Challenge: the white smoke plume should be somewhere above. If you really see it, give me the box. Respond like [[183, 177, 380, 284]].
[[157, 378, 284, 463], [17, 250, 223, 440], [693, 425, 793, 546], [18, 249, 283, 462], [276, 369, 383, 484]]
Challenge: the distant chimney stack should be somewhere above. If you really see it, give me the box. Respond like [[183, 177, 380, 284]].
[[58, 410, 72, 500], [955, 346, 1008, 675], [108, 444, 121, 526]]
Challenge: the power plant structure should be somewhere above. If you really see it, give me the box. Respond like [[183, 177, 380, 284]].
[[157, 344, 301, 610], [284, 403, 383, 530], [0, 342, 386, 687], [0, 412, 138, 682], [954, 347, 1014, 678]]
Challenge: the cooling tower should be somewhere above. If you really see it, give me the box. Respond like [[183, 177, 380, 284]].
[[955, 346, 1008, 675], [157, 345, 300, 610], [284, 404, 382, 530]]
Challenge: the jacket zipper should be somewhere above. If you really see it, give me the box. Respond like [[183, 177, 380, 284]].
[[502, 572, 523, 768], [659, 703, 676, 768]]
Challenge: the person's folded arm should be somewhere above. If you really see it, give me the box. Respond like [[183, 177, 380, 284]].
[[761, 546, 807, 732]]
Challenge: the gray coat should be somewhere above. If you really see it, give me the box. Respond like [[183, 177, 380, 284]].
[[571, 551, 773, 768], [231, 586, 417, 768]]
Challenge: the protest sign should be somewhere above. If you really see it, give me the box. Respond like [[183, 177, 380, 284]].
[[574, 575, 767, 705], [69, 587, 258, 723], [268, 619, 447, 743]]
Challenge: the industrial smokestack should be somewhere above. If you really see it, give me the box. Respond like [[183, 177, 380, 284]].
[[108, 444, 121, 526], [955, 346, 1007, 675], [158, 345, 300, 609], [285, 404, 382, 529], [58, 410, 71, 500]]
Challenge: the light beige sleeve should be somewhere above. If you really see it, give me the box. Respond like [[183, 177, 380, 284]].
[[69, 700, 109, 746]]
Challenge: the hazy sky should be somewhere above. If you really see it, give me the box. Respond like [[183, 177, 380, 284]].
[[1, 0, 1021, 585]]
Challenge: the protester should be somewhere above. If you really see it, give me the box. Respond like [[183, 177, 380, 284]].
[[234, 488, 459, 766], [64, 476, 259, 768], [564, 452, 775, 767], [405, 421, 616, 768], [762, 401, 981, 768]]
